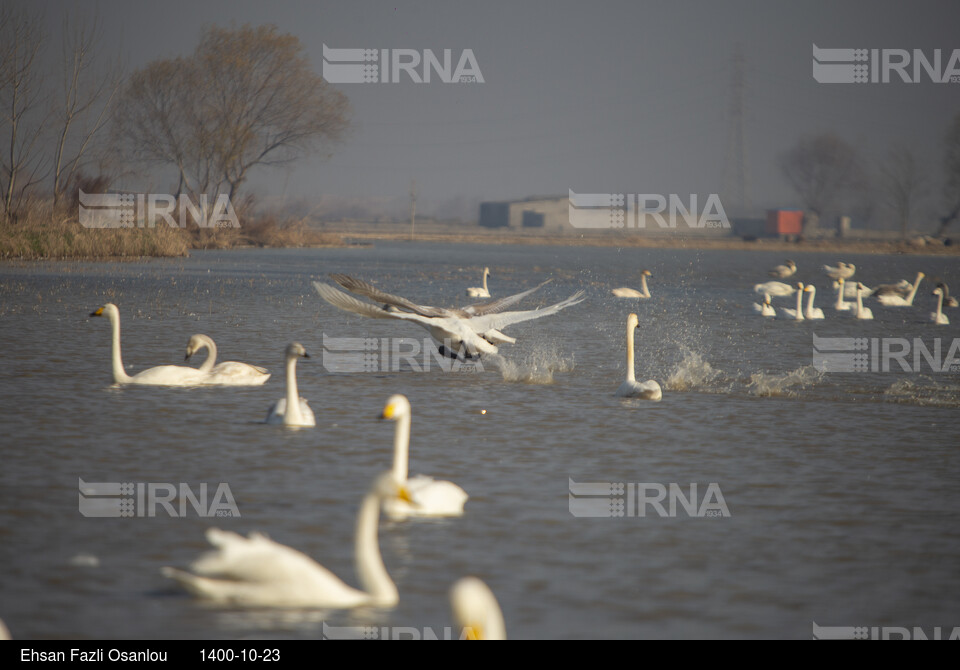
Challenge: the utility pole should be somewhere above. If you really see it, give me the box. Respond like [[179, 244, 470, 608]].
[[410, 178, 417, 240]]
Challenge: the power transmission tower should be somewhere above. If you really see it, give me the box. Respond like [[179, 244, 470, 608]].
[[724, 45, 749, 215]]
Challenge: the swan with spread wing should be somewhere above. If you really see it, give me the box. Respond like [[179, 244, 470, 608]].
[[313, 275, 585, 358]]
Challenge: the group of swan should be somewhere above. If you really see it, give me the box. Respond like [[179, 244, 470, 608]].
[[91, 304, 270, 387], [313, 274, 584, 359], [612, 270, 652, 298]]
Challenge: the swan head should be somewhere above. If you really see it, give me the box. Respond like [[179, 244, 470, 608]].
[[285, 342, 310, 360], [450, 577, 506, 641], [786, 260, 796, 269], [933, 287, 944, 296], [803, 285, 814, 293], [641, 270, 652, 277], [90, 303, 119, 319], [763, 294, 771, 305], [185, 334, 211, 360], [371, 470, 414, 503], [796, 282, 804, 291], [483, 267, 490, 276], [626, 312, 639, 330], [380, 394, 412, 421]]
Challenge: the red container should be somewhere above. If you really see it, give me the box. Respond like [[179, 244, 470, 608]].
[[766, 209, 804, 235]]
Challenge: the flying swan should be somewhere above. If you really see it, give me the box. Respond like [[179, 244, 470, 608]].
[[184, 334, 271, 386], [90, 303, 208, 386], [450, 577, 507, 640], [466, 267, 491, 298], [612, 270, 652, 298], [616, 313, 662, 400], [380, 394, 468, 519], [313, 275, 585, 359], [161, 471, 411, 609], [265, 343, 315, 427]]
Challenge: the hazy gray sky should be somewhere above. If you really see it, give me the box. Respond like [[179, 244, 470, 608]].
[[38, 0, 960, 220]]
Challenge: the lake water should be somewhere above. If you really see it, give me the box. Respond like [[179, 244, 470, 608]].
[[0, 242, 958, 639]]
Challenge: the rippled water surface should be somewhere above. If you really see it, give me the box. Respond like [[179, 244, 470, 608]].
[[1, 243, 958, 639]]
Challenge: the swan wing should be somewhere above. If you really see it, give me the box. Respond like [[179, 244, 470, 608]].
[[204, 362, 271, 385], [463, 280, 553, 315], [130, 365, 208, 386], [616, 379, 662, 400], [330, 274, 455, 317], [466, 290, 586, 333], [384, 476, 468, 518]]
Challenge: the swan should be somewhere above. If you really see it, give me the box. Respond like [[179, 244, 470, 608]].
[[851, 283, 874, 320], [380, 394, 468, 519], [833, 278, 870, 299], [754, 281, 796, 297], [931, 287, 950, 325], [872, 272, 924, 306], [184, 334, 271, 386], [935, 282, 959, 308], [615, 313, 662, 400], [778, 283, 806, 320], [314, 276, 585, 359], [752, 293, 776, 317], [834, 278, 853, 311], [768, 260, 797, 278], [265, 343, 315, 427], [804, 285, 825, 320], [822, 262, 855, 280], [90, 303, 209, 386], [161, 471, 410, 609], [612, 270, 652, 298], [466, 267, 491, 298], [450, 577, 506, 640]]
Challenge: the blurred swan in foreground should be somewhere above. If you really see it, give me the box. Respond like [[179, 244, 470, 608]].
[[616, 313, 662, 400], [768, 260, 797, 278], [90, 303, 207, 386], [612, 270, 652, 298], [804, 285, 825, 320], [466, 267, 491, 298], [931, 287, 950, 325], [754, 281, 796, 297], [753, 293, 776, 317], [450, 577, 506, 640], [851, 283, 874, 320], [778, 283, 806, 321], [265, 343, 315, 427], [314, 275, 585, 359], [872, 272, 924, 306], [381, 394, 468, 519], [822, 262, 855, 280], [161, 471, 409, 609], [184, 334, 271, 386]]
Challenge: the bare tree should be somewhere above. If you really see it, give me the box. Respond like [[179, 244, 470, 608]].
[[779, 133, 867, 232], [0, 5, 48, 221], [878, 146, 927, 239], [936, 111, 960, 237], [51, 12, 123, 206], [114, 24, 350, 207]]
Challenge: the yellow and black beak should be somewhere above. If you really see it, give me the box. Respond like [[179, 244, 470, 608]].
[[380, 402, 397, 420], [397, 485, 414, 505], [90, 307, 104, 317], [462, 625, 483, 640]]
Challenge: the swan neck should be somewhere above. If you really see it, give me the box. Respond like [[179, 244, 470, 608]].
[[795, 290, 803, 319], [108, 310, 132, 383], [640, 274, 649, 297], [482, 270, 488, 291], [937, 292, 943, 318], [284, 355, 302, 424], [354, 489, 396, 606], [906, 275, 922, 304], [391, 413, 411, 483], [625, 324, 636, 383], [805, 287, 815, 315], [198, 336, 216, 374], [836, 286, 844, 309]]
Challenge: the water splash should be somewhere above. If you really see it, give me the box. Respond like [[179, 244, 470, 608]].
[[490, 345, 575, 384], [664, 350, 722, 391], [747, 365, 823, 397], [883, 377, 960, 407]]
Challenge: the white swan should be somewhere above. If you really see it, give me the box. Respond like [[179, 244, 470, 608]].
[[804, 285, 825, 320], [834, 278, 853, 310], [778, 283, 806, 320], [931, 287, 950, 325], [450, 577, 506, 640], [753, 293, 776, 317], [380, 394, 468, 519], [265, 343, 315, 427], [834, 279, 871, 299], [616, 313, 662, 400], [466, 267, 491, 298], [873, 272, 924, 306], [822, 262, 855, 280], [161, 471, 409, 609], [768, 260, 797, 278], [612, 270, 652, 298], [90, 303, 209, 386], [754, 281, 796, 297], [851, 283, 874, 320], [314, 276, 585, 359], [184, 334, 271, 386]]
